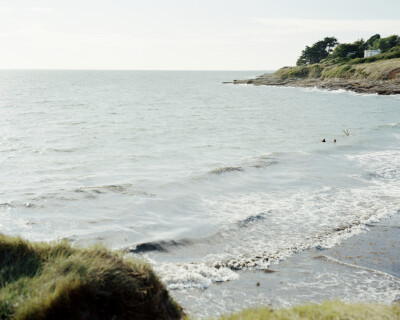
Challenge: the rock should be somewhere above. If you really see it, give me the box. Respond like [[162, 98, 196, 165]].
[[229, 74, 400, 95]]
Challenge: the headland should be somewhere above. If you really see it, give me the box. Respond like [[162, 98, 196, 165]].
[[229, 35, 400, 95]]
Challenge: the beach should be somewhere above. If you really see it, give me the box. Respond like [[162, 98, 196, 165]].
[[0, 70, 399, 318]]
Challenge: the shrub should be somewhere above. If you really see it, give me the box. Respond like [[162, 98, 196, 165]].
[[0, 234, 183, 320]]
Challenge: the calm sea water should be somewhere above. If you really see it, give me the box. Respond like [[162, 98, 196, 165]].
[[1, 71, 399, 316]]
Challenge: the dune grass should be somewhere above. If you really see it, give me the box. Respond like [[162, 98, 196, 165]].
[[0, 234, 183, 320], [216, 301, 400, 320]]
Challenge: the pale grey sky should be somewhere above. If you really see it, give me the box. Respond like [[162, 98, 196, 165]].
[[1, 0, 399, 70]]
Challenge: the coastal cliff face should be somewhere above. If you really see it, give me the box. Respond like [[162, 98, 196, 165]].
[[232, 58, 400, 95]]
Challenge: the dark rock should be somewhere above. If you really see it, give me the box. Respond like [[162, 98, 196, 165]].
[[228, 74, 400, 95]]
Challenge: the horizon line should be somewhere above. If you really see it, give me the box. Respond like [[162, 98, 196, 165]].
[[0, 68, 276, 72]]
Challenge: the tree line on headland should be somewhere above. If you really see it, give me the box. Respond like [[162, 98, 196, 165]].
[[297, 34, 400, 66]]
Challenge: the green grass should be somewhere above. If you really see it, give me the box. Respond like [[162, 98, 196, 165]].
[[216, 301, 400, 320], [274, 53, 400, 81], [274, 64, 324, 79], [0, 234, 183, 320]]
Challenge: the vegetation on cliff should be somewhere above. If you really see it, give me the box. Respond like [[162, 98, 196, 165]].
[[276, 34, 400, 81], [275, 57, 400, 81], [0, 234, 183, 320], [297, 34, 400, 66]]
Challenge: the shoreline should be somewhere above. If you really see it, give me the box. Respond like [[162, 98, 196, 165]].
[[172, 211, 400, 317], [324, 210, 400, 280], [228, 73, 400, 95]]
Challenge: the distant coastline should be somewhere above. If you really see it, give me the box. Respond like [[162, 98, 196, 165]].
[[228, 58, 400, 95], [229, 34, 400, 95]]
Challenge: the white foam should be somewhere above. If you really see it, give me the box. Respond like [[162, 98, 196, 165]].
[[199, 178, 399, 270], [298, 86, 382, 97], [347, 150, 400, 181], [149, 170, 399, 291], [154, 261, 239, 290]]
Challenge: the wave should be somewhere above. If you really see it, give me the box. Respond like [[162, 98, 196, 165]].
[[127, 239, 191, 253], [135, 171, 400, 289], [0, 184, 155, 211], [241, 154, 279, 168], [208, 154, 278, 176], [130, 198, 395, 288], [374, 121, 400, 132], [49, 147, 80, 153], [132, 210, 390, 290], [298, 86, 381, 97], [212, 219, 369, 271], [0, 202, 14, 208], [153, 260, 239, 290], [318, 254, 400, 282], [237, 211, 271, 228], [83, 184, 155, 197], [251, 160, 278, 168], [347, 150, 400, 181], [210, 167, 244, 175]]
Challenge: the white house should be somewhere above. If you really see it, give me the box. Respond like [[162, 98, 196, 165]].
[[364, 49, 381, 58]]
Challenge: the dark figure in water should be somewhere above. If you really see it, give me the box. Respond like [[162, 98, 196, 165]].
[[322, 139, 326, 142], [334, 139, 336, 143]]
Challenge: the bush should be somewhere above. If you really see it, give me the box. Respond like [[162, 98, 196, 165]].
[[0, 234, 183, 320]]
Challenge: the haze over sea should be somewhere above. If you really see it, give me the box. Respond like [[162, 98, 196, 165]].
[[1, 70, 399, 317]]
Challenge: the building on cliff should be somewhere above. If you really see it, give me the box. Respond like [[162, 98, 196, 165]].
[[364, 49, 381, 58]]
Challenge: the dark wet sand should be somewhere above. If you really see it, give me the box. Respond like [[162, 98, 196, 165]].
[[325, 211, 400, 277]]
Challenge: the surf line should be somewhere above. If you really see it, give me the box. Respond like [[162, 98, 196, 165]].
[[318, 254, 400, 283]]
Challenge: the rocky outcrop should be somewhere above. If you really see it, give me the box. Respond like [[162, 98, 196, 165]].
[[229, 73, 400, 95]]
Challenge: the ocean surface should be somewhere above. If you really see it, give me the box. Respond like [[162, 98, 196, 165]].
[[1, 70, 400, 317]]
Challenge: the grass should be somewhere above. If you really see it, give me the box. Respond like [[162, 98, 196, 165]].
[[274, 64, 324, 79], [274, 53, 400, 81], [216, 301, 400, 320], [321, 58, 400, 81], [0, 234, 183, 320]]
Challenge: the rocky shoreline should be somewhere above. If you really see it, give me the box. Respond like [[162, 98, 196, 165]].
[[227, 73, 400, 95]]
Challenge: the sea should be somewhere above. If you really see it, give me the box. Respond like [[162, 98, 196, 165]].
[[1, 70, 399, 317]]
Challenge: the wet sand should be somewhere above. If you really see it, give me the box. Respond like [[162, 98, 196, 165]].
[[325, 210, 400, 278]]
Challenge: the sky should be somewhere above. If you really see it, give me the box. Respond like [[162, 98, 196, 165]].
[[1, 0, 400, 70]]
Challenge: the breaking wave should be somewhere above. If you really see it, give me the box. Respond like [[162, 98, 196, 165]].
[[128, 239, 191, 253], [210, 167, 244, 175], [129, 149, 400, 290]]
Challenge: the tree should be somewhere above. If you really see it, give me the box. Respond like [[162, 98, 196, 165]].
[[372, 35, 400, 52], [330, 39, 366, 59], [365, 34, 380, 48], [324, 37, 338, 54], [296, 37, 338, 65]]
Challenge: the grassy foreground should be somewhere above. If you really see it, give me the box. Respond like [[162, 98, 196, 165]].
[[0, 234, 183, 320], [1, 234, 399, 320], [216, 301, 400, 320]]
